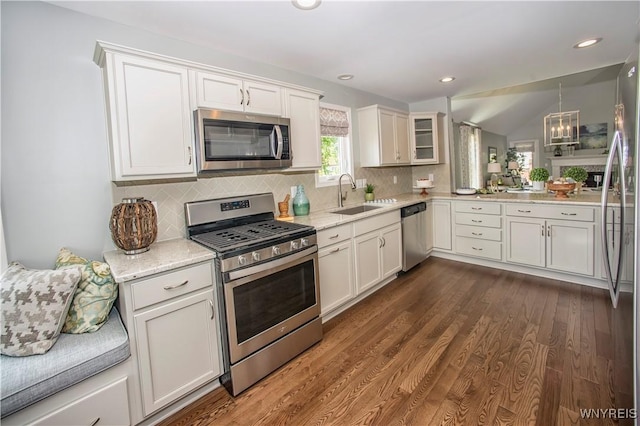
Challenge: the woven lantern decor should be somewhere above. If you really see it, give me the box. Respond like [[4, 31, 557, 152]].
[[110, 197, 158, 255]]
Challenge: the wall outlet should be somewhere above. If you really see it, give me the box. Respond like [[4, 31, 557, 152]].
[[393, 175, 397, 184], [429, 173, 434, 181], [362, 178, 367, 187], [290, 186, 297, 197]]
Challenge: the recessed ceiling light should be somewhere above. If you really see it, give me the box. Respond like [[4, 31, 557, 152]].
[[439, 76, 455, 83], [292, 0, 321, 10], [574, 38, 602, 49], [337, 74, 354, 81]]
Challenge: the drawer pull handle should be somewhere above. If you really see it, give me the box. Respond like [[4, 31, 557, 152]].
[[561, 212, 577, 216], [328, 234, 340, 239], [472, 247, 483, 251], [471, 232, 483, 236], [89, 418, 101, 426], [330, 247, 341, 253], [518, 209, 531, 213], [471, 207, 482, 210], [471, 220, 483, 223], [163, 280, 189, 290], [209, 300, 214, 320]]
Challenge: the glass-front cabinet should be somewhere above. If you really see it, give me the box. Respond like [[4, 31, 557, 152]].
[[410, 112, 445, 164]]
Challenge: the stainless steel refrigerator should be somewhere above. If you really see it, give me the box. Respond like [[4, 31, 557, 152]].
[[600, 42, 638, 419]]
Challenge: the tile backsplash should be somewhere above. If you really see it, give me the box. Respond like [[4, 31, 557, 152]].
[[111, 165, 444, 241]]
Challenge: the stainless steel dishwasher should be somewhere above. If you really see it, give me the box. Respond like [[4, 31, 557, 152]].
[[401, 202, 428, 272]]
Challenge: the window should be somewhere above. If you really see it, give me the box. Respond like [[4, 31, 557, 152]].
[[316, 103, 353, 187], [509, 140, 537, 183]]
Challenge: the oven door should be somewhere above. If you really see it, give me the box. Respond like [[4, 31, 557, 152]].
[[223, 246, 319, 364]]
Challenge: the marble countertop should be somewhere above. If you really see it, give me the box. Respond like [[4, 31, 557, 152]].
[[104, 238, 214, 283]]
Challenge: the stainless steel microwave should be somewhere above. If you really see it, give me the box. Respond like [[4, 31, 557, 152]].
[[194, 109, 291, 172]]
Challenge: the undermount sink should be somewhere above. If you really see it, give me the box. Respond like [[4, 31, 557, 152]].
[[330, 205, 383, 215]]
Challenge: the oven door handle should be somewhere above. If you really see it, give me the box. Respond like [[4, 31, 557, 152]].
[[227, 246, 318, 281]]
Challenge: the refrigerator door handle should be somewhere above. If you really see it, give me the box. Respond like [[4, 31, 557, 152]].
[[600, 130, 625, 308]]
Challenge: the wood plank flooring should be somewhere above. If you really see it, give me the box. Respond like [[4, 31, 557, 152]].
[[159, 258, 634, 426]]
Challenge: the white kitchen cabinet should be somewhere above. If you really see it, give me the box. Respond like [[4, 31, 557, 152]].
[[505, 204, 595, 276], [454, 201, 503, 261], [95, 46, 196, 181], [317, 224, 355, 316], [432, 201, 452, 251], [353, 211, 402, 294], [192, 70, 283, 116], [425, 202, 434, 254], [123, 262, 221, 418], [284, 88, 322, 170], [358, 105, 410, 166], [409, 112, 445, 164]]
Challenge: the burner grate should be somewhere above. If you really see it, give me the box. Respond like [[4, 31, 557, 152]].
[[192, 220, 311, 252]]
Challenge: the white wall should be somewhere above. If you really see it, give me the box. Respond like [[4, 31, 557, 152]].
[[1, 1, 409, 268]]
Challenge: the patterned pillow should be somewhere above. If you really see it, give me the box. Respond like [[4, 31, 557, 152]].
[[55, 248, 118, 334], [0, 262, 81, 356]]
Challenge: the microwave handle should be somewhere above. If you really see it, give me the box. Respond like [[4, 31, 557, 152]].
[[274, 125, 284, 159]]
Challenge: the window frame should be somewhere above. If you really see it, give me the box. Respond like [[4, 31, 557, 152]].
[[315, 102, 354, 188]]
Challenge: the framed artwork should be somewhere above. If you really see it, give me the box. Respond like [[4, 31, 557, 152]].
[[579, 123, 608, 149], [488, 146, 498, 163]]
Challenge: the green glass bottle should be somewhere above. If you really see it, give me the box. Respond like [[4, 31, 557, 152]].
[[292, 185, 310, 216]]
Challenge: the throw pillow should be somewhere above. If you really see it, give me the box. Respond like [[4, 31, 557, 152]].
[[55, 248, 118, 334], [0, 262, 81, 356]]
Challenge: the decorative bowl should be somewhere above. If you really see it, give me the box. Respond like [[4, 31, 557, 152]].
[[547, 182, 576, 199]]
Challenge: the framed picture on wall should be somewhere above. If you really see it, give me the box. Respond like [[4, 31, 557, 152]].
[[488, 146, 498, 163]]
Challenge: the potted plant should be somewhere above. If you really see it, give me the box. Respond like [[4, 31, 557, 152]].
[[563, 166, 588, 193], [364, 183, 375, 201], [529, 167, 550, 191]]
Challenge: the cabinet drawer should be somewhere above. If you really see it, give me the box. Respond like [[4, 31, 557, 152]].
[[456, 224, 502, 242], [353, 210, 400, 236], [505, 204, 594, 222], [317, 224, 353, 248], [32, 378, 130, 426], [455, 237, 502, 261], [455, 202, 501, 215], [455, 212, 502, 228], [131, 262, 213, 310]]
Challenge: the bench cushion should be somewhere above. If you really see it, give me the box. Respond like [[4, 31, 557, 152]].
[[0, 307, 130, 417]]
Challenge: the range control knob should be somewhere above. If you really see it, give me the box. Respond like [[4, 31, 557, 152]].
[[290, 240, 300, 250], [272, 246, 281, 256], [252, 251, 261, 261], [238, 255, 247, 266], [301, 238, 309, 247]]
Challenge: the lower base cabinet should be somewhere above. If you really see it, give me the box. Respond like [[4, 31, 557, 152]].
[[135, 288, 220, 416], [354, 222, 402, 295], [318, 240, 355, 315]]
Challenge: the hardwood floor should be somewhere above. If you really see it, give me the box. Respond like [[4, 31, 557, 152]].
[[159, 258, 634, 426]]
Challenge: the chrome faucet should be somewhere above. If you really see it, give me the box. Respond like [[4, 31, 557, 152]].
[[338, 173, 357, 207]]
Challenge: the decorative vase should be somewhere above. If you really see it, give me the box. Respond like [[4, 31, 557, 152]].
[[365, 192, 375, 201], [532, 181, 545, 191], [292, 185, 310, 216], [110, 197, 158, 255]]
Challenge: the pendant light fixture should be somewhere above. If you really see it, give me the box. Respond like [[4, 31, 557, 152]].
[[544, 83, 580, 146]]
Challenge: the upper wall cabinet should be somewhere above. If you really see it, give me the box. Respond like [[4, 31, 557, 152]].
[[358, 105, 410, 167], [95, 43, 196, 181], [410, 112, 445, 165], [283, 89, 321, 170], [191, 71, 283, 116]]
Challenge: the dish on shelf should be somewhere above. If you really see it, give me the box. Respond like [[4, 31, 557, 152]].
[[506, 187, 524, 193], [455, 188, 477, 195]]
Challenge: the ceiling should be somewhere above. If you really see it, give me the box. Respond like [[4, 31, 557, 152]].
[[49, 1, 639, 135]]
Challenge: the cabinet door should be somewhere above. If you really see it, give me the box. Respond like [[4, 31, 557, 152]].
[[285, 89, 321, 170], [135, 289, 220, 416], [425, 202, 434, 253], [112, 55, 194, 179], [318, 241, 354, 316], [243, 80, 283, 116], [379, 109, 397, 165], [546, 220, 594, 276], [381, 224, 402, 278], [354, 231, 383, 294], [506, 217, 545, 267], [432, 201, 452, 251], [410, 113, 443, 165], [194, 71, 244, 111], [395, 114, 410, 164]]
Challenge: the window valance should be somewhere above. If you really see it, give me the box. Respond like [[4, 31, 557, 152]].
[[320, 107, 349, 137]]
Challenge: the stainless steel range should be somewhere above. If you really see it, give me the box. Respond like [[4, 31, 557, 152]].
[[185, 193, 322, 396]]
